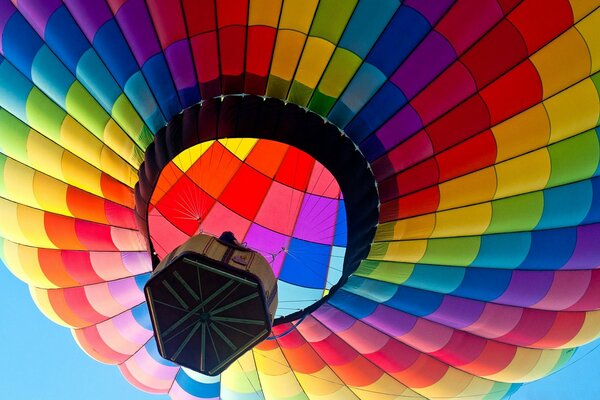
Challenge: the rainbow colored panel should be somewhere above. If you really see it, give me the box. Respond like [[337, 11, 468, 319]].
[[0, 0, 599, 399]]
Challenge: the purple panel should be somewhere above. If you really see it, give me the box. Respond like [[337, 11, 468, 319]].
[[13, 0, 60, 37], [563, 224, 600, 270], [63, 0, 112, 41], [390, 31, 456, 99], [114, 0, 161, 65], [372, 105, 423, 151], [165, 39, 197, 91], [405, 0, 455, 25], [363, 305, 417, 337], [0, 0, 16, 54], [313, 303, 356, 332], [243, 223, 290, 277], [494, 270, 553, 307], [108, 277, 144, 308], [121, 251, 152, 274], [429, 295, 484, 329], [112, 310, 153, 344], [292, 194, 338, 245]]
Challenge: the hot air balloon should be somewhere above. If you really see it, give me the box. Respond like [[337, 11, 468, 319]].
[[1, 0, 600, 399]]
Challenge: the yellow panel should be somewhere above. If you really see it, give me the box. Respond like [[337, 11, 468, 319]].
[[17, 242, 56, 288], [492, 104, 550, 162], [390, 213, 435, 240], [60, 116, 103, 168], [0, 199, 29, 245], [3, 158, 38, 208], [61, 152, 104, 197], [30, 286, 72, 327], [531, 28, 590, 98], [32, 172, 71, 216], [254, 348, 305, 398], [455, 377, 497, 400], [318, 49, 362, 98], [545, 78, 600, 144], [173, 141, 213, 172], [484, 347, 542, 382], [279, 0, 319, 32], [222, 352, 261, 395], [269, 30, 306, 82], [103, 118, 141, 167], [16, 204, 55, 248], [27, 130, 66, 181], [219, 138, 258, 160], [576, 7, 600, 73], [369, 240, 427, 263], [569, 0, 600, 22], [438, 168, 497, 210], [495, 149, 551, 199], [520, 349, 563, 382], [351, 374, 415, 399], [294, 37, 335, 88], [249, 0, 283, 26], [432, 203, 492, 238], [562, 310, 600, 347], [99, 145, 138, 187], [295, 368, 351, 397], [1, 239, 31, 284], [419, 367, 471, 399]]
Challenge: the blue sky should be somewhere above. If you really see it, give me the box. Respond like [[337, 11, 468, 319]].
[[1, 263, 600, 400]]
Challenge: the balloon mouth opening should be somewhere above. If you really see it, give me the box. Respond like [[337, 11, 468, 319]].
[[136, 95, 380, 326]]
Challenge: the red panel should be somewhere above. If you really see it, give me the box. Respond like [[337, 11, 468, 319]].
[[245, 26, 276, 94], [426, 95, 491, 153], [44, 213, 84, 250], [75, 327, 129, 364], [76, 220, 118, 251], [101, 173, 134, 208], [155, 175, 216, 236], [216, 0, 248, 27], [104, 201, 138, 229], [436, 130, 497, 182], [182, 0, 216, 36], [62, 250, 102, 285], [66, 186, 109, 225], [411, 62, 476, 125], [430, 330, 486, 366], [497, 0, 523, 14], [508, 0, 574, 54], [146, 0, 186, 48], [392, 354, 448, 388], [46, 289, 91, 327], [533, 311, 585, 348], [380, 187, 440, 222], [461, 339, 515, 375], [366, 339, 419, 372], [38, 249, 79, 287], [191, 32, 220, 84], [372, 131, 433, 181], [460, 20, 528, 88], [218, 164, 272, 220], [62, 287, 107, 324], [568, 270, 600, 311], [393, 158, 440, 197], [436, 0, 505, 54], [496, 308, 556, 346], [245, 140, 288, 177], [481, 60, 542, 125], [219, 25, 246, 93], [275, 147, 315, 191]]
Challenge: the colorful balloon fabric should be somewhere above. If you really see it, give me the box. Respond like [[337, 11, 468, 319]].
[[1, 0, 600, 399]]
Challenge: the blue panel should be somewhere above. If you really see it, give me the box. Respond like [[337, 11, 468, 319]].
[[537, 180, 592, 229], [345, 81, 406, 144], [333, 199, 347, 247], [145, 339, 177, 366], [275, 280, 323, 318], [134, 272, 150, 290], [131, 302, 153, 331], [328, 289, 378, 319], [124, 71, 166, 132], [93, 20, 138, 87], [76, 48, 121, 110], [405, 264, 464, 293], [279, 239, 330, 289], [178, 84, 201, 109], [343, 275, 396, 303], [2, 13, 43, 79], [328, 63, 386, 128], [31, 46, 74, 107], [175, 370, 220, 398], [338, 0, 399, 58], [0, 60, 33, 121], [385, 285, 442, 317], [473, 232, 531, 269], [45, 7, 88, 73], [366, 6, 431, 77], [452, 267, 512, 301], [519, 228, 577, 270], [583, 177, 600, 224], [141, 53, 181, 121]]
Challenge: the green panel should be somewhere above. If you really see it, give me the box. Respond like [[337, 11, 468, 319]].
[[288, 80, 313, 107], [419, 236, 480, 266], [547, 129, 599, 187], [25, 88, 65, 142], [0, 154, 6, 195], [549, 348, 577, 374], [316, 49, 361, 99], [591, 71, 600, 125], [367, 242, 388, 260], [111, 93, 152, 148], [482, 382, 512, 400], [486, 191, 544, 234], [65, 81, 110, 140], [308, 89, 336, 116], [309, 0, 358, 43], [354, 260, 414, 285], [0, 109, 30, 162], [266, 75, 291, 100]]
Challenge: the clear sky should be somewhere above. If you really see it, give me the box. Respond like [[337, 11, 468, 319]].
[[1, 262, 599, 400]]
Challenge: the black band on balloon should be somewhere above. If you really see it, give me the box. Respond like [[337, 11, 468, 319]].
[[135, 95, 379, 325]]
